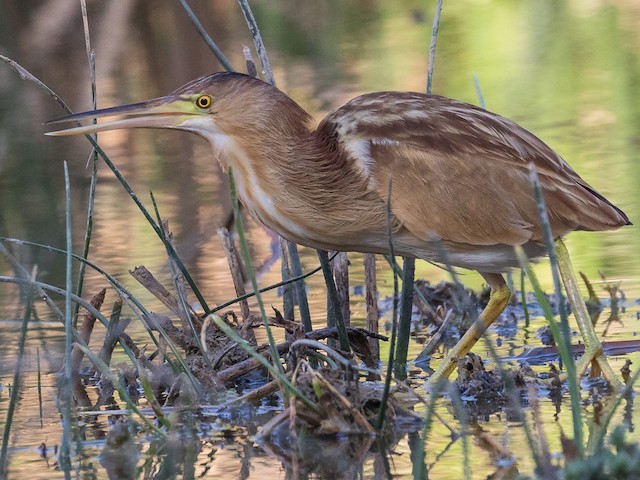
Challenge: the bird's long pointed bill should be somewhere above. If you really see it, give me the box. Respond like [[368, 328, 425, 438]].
[[45, 95, 189, 136]]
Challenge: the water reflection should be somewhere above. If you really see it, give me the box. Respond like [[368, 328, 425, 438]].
[[1, 0, 640, 478]]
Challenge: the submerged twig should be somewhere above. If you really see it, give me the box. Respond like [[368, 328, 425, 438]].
[[70, 288, 106, 373], [129, 266, 200, 329], [217, 228, 251, 323], [334, 252, 351, 326]]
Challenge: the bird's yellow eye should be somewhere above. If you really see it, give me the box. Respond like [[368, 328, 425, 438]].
[[196, 95, 212, 109]]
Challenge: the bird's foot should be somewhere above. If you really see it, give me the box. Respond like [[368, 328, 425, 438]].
[[426, 283, 511, 390]]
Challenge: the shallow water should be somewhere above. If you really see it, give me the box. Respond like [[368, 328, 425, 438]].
[[1, 0, 640, 478]]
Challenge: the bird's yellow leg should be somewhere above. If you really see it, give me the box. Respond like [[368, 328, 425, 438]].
[[555, 239, 623, 390], [427, 273, 511, 386]]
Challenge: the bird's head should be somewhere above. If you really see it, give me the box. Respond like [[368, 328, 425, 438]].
[[46, 72, 311, 144]]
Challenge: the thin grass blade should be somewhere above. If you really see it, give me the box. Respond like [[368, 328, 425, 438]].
[[515, 246, 584, 456], [228, 169, 284, 379], [0, 274, 35, 477], [377, 180, 399, 431], [527, 165, 583, 455], [58, 162, 74, 476]]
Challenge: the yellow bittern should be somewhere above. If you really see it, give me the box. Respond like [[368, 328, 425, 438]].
[[47, 72, 630, 386]]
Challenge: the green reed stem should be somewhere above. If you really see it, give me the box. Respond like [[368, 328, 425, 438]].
[[228, 169, 284, 379], [0, 277, 35, 477], [527, 165, 583, 456], [426, 0, 443, 94], [385, 256, 435, 316], [472, 72, 486, 109], [415, 380, 445, 479], [521, 269, 530, 327], [37, 347, 43, 427], [279, 240, 294, 321], [394, 257, 415, 380], [236, 0, 318, 336], [448, 384, 470, 480], [317, 250, 350, 352], [175, 4, 316, 335], [377, 180, 399, 431], [466, 76, 542, 471], [137, 362, 170, 429], [72, 0, 98, 326], [59, 162, 73, 476], [237, 0, 275, 85], [287, 242, 313, 332], [397, 0, 445, 381], [515, 247, 583, 455], [150, 192, 212, 371]]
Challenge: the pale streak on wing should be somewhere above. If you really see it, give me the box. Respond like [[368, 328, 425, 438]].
[[323, 91, 628, 247]]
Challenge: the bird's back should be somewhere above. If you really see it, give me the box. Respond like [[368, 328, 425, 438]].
[[314, 91, 629, 270]]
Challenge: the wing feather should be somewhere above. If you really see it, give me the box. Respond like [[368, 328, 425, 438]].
[[320, 92, 629, 247]]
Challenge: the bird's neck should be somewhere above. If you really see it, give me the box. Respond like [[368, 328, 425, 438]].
[[208, 109, 373, 245]]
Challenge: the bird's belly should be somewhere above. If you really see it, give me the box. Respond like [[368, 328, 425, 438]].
[[249, 200, 548, 273], [393, 237, 547, 273], [232, 165, 547, 273]]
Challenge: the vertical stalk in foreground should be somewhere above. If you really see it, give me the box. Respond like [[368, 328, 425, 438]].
[[287, 235, 313, 332], [73, 0, 99, 325], [236, 0, 315, 334], [521, 269, 530, 326], [279, 237, 294, 321], [0, 276, 35, 477], [237, 0, 275, 85], [396, 0, 444, 381], [377, 180, 399, 431], [448, 384, 471, 480], [526, 165, 583, 456], [317, 250, 350, 352], [472, 72, 486, 109], [37, 347, 43, 427], [59, 162, 73, 477], [416, 0, 446, 467], [228, 169, 284, 378], [394, 258, 415, 380], [426, 0, 444, 94]]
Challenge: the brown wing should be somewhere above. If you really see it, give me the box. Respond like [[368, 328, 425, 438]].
[[321, 92, 629, 247]]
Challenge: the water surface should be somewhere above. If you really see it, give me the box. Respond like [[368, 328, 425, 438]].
[[1, 0, 640, 478]]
